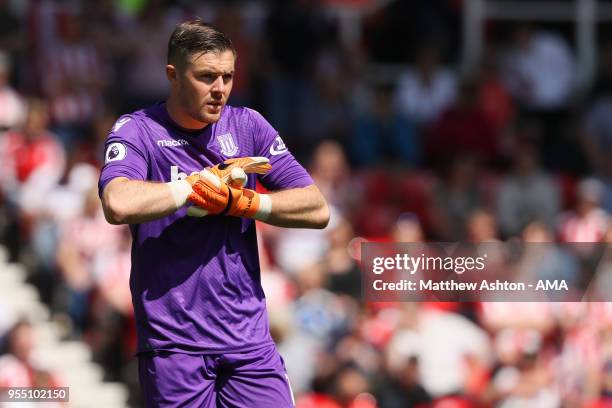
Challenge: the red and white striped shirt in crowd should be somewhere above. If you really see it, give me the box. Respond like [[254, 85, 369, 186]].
[[28, 0, 109, 125], [0, 355, 65, 408], [0, 86, 25, 130], [39, 42, 108, 125], [0, 129, 65, 195], [0, 355, 33, 387], [558, 209, 609, 243], [94, 242, 133, 316], [60, 211, 123, 263]]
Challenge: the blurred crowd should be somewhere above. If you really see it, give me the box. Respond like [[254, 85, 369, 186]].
[[0, 0, 611, 407]]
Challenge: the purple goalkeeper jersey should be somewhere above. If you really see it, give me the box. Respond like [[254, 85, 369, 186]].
[[98, 102, 313, 354]]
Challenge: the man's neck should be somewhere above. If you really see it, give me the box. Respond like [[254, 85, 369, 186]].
[[165, 97, 209, 131]]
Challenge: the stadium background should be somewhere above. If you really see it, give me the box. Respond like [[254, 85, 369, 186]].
[[0, 0, 611, 407]]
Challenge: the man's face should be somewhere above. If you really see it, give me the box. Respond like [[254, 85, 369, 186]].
[[169, 50, 235, 126]]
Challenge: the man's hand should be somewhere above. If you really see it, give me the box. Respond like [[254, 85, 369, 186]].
[[209, 157, 271, 185], [182, 157, 272, 219], [186, 169, 271, 220], [167, 156, 271, 211]]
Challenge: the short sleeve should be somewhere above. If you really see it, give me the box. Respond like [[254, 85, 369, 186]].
[[248, 108, 313, 190], [98, 115, 149, 197]]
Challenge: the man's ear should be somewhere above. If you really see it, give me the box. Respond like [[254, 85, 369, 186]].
[[166, 64, 177, 84]]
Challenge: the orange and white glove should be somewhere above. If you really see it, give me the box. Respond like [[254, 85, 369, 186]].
[[185, 168, 272, 220], [208, 156, 271, 185], [166, 157, 272, 219]]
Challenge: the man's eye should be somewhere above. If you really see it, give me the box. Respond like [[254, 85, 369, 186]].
[[223, 74, 233, 82]]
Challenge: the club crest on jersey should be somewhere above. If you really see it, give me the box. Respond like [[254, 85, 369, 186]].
[[217, 133, 239, 157], [105, 142, 127, 163]]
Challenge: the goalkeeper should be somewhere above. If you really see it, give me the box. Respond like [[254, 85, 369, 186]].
[[98, 20, 328, 408]]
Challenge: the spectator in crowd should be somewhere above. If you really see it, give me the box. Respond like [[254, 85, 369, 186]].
[[497, 142, 560, 238], [581, 83, 612, 176], [427, 81, 498, 167], [466, 208, 499, 243], [88, 225, 135, 383], [386, 303, 492, 397], [38, 11, 111, 148], [0, 51, 25, 131], [0, 98, 66, 279], [376, 328, 432, 408], [351, 83, 420, 168], [70, 111, 118, 169], [391, 212, 425, 243], [481, 301, 556, 335], [516, 221, 581, 295], [322, 214, 361, 299], [584, 360, 612, 407], [93, 226, 132, 318], [0, 319, 61, 389], [273, 296, 319, 397], [596, 348, 612, 402], [431, 156, 485, 241], [351, 168, 401, 236], [263, 0, 337, 139], [394, 45, 457, 126], [300, 48, 353, 148], [501, 24, 575, 111], [582, 83, 612, 213], [121, 0, 184, 113], [501, 24, 579, 171], [331, 364, 376, 408], [280, 268, 358, 399], [309, 140, 354, 213], [579, 43, 612, 196], [476, 49, 516, 135], [558, 178, 609, 243], [0, 98, 65, 216], [267, 208, 335, 277], [557, 303, 612, 406], [56, 185, 124, 332], [491, 334, 560, 408]]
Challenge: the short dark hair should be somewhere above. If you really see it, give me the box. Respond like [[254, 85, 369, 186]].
[[167, 19, 236, 68]]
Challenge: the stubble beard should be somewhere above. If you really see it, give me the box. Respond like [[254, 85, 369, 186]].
[[195, 107, 222, 125], [184, 98, 222, 126]]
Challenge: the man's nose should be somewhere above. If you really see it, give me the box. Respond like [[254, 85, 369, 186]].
[[211, 76, 224, 93]]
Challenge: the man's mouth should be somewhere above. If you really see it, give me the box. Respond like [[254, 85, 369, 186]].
[[205, 102, 223, 113]]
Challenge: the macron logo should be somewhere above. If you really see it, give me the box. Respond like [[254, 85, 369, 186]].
[[157, 139, 188, 148]]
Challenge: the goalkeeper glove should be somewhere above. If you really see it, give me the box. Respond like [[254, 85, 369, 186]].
[[166, 157, 272, 219], [185, 156, 270, 216], [186, 168, 272, 220], [207, 156, 271, 185]]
